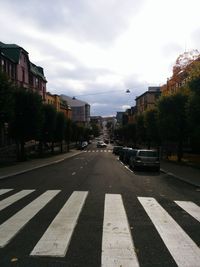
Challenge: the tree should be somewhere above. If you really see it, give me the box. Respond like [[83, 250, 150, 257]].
[[40, 104, 56, 154], [54, 112, 66, 153], [157, 93, 188, 161], [144, 109, 160, 149], [186, 62, 200, 151], [0, 71, 14, 146], [90, 123, 100, 137], [65, 119, 72, 151], [9, 88, 43, 160], [136, 114, 146, 146]]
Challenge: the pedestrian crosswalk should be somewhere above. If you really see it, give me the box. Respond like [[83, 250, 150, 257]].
[[0, 189, 200, 266], [83, 149, 112, 153]]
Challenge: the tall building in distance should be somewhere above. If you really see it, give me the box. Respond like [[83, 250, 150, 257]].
[[60, 95, 90, 126]]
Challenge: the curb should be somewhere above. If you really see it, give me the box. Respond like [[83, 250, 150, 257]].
[[0, 151, 83, 180], [160, 168, 200, 187]]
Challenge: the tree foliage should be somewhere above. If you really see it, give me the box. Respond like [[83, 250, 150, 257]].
[[144, 109, 160, 148], [9, 88, 43, 160], [0, 71, 14, 125], [157, 93, 188, 161]]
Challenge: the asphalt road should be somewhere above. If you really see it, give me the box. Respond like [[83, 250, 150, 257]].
[[0, 142, 199, 267]]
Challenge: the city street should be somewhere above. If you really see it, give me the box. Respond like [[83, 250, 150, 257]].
[[0, 142, 200, 267]]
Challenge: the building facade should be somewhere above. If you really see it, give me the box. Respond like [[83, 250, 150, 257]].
[[60, 95, 90, 126], [0, 41, 47, 101], [135, 87, 161, 115], [161, 51, 200, 96], [45, 92, 72, 120]]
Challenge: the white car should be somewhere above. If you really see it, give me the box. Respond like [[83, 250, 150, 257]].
[[97, 141, 107, 148]]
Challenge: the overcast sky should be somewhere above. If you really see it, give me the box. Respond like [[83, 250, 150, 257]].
[[1, 0, 200, 116]]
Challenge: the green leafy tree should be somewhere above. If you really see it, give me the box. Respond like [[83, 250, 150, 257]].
[[65, 119, 72, 151], [40, 104, 56, 154], [9, 88, 43, 160], [90, 123, 100, 137], [54, 112, 66, 153], [144, 109, 160, 149], [124, 123, 136, 146], [0, 71, 14, 145], [157, 93, 188, 161], [136, 114, 146, 147]]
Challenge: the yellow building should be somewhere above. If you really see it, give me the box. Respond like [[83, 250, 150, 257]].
[[45, 92, 72, 120]]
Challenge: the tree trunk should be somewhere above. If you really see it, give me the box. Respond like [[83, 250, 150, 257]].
[[177, 139, 183, 162], [60, 141, 63, 153], [20, 139, 26, 161], [51, 141, 54, 154]]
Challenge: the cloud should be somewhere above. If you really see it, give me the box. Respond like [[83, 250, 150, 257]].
[[1, 0, 199, 116], [2, 0, 145, 46]]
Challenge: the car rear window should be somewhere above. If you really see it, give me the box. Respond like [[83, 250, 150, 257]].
[[130, 150, 137, 156], [138, 151, 158, 157]]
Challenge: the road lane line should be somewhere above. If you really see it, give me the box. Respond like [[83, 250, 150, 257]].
[[31, 191, 88, 257], [0, 190, 35, 211], [102, 194, 139, 267], [138, 197, 200, 267], [0, 190, 60, 248], [175, 201, 200, 222], [0, 189, 13, 196]]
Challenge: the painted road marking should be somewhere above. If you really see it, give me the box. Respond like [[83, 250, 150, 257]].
[[138, 197, 200, 267], [0, 190, 35, 211], [31, 191, 88, 257], [0, 190, 60, 248], [175, 201, 200, 222], [0, 189, 13, 196], [102, 194, 139, 267]]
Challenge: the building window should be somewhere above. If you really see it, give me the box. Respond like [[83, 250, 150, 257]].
[[22, 67, 25, 82], [35, 77, 39, 88]]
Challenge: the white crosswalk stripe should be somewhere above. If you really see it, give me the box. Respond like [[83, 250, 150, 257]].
[[0, 190, 35, 211], [0, 188, 199, 266], [138, 197, 200, 267], [31, 191, 88, 257], [0, 189, 13, 196], [102, 194, 139, 267], [0, 190, 60, 248], [175, 200, 200, 222], [84, 150, 112, 153]]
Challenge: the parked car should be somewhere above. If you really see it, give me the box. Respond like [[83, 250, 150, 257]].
[[112, 146, 123, 155], [123, 149, 138, 165], [119, 147, 131, 162], [129, 149, 160, 171], [97, 141, 107, 148], [77, 141, 88, 150]]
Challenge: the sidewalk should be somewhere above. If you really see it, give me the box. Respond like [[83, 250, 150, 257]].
[[161, 160, 200, 187], [0, 150, 83, 180]]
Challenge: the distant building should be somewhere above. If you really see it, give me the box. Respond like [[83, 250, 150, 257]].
[[45, 92, 72, 120], [0, 41, 47, 100], [135, 86, 161, 114], [60, 95, 90, 126], [90, 116, 103, 128], [116, 112, 124, 125]]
